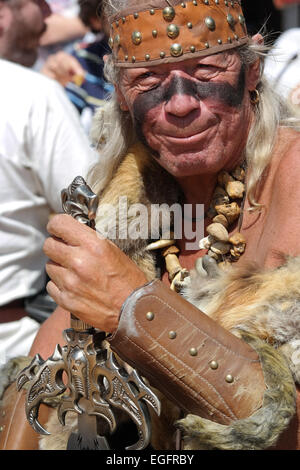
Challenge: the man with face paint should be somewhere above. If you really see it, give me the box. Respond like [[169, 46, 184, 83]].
[[2, 0, 300, 451]]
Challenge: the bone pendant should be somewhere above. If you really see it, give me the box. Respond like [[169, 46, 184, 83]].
[[215, 202, 241, 225], [212, 214, 229, 228], [206, 223, 229, 243], [225, 181, 245, 199]]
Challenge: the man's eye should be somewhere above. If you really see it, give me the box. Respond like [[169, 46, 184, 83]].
[[194, 64, 221, 78], [197, 64, 216, 71], [138, 72, 154, 80], [134, 72, 161, 90]]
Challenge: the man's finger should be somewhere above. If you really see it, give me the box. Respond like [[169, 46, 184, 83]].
[[46, 279, 61, 301], [46, 214, 95, 245], [43, 236, 75, 267], [46, 280, 86, 321], [45, 261, 70, 291], [46, 280, 68, 312]]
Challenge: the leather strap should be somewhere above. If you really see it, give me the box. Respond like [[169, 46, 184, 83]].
[[108, 279, 266, 425]]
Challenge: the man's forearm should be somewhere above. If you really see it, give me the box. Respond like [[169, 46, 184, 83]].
[[40, 15, 88, 46], [108, 279, 266, 423]]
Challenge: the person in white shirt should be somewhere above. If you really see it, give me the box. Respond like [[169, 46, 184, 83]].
[[0, 0, 99, 362], [0, 59, 98, 362], [264, 28, 300, 103]]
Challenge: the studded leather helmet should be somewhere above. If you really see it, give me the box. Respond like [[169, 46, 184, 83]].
[[108, 0, 248, 68]]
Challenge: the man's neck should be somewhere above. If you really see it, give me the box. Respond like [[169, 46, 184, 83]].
[[175, 173, 218, 215]]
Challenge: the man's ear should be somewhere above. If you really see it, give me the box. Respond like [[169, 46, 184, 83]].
[[252, 33, 264, 46], [247, 57, 261, 91], [89, 15, 102, 33], [115, 83, 129, 112], [246, 33, 263, 90]]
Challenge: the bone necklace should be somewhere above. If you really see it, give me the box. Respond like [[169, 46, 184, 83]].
[[146, 163, 247, 291]]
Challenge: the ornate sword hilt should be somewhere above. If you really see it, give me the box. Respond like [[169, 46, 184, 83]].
[[17, 176, 160, 450], [61, 176, 98, 332]]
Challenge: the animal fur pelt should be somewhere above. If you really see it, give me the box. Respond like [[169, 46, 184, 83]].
[[177, 331, 296, 450], [0, 356, 32, 399], [183, 255, 300, 385], [3, 143, 298, 450]]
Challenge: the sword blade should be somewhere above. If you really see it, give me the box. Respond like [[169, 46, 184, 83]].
[[67, 400, 110, 450]]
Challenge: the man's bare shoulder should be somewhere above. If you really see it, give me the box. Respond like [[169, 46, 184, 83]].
[[254, 127, 300, 268], [273, 127, 300, 191]]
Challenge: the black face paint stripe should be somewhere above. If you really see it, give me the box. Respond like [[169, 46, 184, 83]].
[[132, 64, 246, 153], [164, 74, 198, 102]]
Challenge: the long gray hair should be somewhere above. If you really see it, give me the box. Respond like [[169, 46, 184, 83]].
[[88, 0, 299, 211]]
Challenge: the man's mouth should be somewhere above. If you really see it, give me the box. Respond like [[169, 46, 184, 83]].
[[161, 124, 217, 145], [158, 112, 219, 140], [164, 119, 216, 138]]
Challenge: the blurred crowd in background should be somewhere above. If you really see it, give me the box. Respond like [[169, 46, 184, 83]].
[[34, 0, 114, 133], [0, 0, 300, 361]]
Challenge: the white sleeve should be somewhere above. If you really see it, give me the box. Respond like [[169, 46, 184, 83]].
[[264, 28, 300, 98], [28, 78, 99, 213]]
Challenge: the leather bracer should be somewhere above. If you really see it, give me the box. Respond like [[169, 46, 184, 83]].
[[108, 279, 266, 425]]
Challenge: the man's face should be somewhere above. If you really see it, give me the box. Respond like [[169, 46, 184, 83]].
[[117, 52, 257, 179], [0, 0, 50, 67]]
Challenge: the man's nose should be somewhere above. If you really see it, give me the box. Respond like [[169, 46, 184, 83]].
[[164, 93, 200, 117], [37, 0, 52, 19]]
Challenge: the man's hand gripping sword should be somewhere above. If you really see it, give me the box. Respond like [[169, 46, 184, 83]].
[[16, 176, 161, 450]]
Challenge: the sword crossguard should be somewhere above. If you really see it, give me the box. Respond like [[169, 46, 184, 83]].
[[17, 328, 160, 449]]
